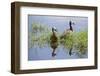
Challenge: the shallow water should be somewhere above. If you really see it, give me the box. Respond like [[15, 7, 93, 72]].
[[28, 44, 88, 61], [28, 15, 88, 61]]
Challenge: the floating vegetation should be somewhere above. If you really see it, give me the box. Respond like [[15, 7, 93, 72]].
[[28, 22, 51, 48], [29, 22, 88, 55], [74, 31, 88, 54], [59, 30, 88, 55], [60, 32, 74, 49]]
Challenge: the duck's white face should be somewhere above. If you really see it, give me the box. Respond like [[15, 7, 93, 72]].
[[52, 27, 57, 32]]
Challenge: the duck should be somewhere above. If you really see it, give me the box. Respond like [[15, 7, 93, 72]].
[[60, 21, 74, 39], [50, 27, 58, 57], [60, 21, 75, 56]]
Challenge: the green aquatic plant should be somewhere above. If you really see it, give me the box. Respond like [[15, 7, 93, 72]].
[[29, 22, 88, 55], [32, 22, 49, 33], [60, 32, 74, 49], [37, 31, 51, 47], [74, 31, 88, 54], [59, 30, 88, 55], [29, 22, 51, 48]]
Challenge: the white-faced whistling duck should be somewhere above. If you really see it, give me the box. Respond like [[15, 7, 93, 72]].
[[61, 21, 75, 56], [50, 27, 58, 57]]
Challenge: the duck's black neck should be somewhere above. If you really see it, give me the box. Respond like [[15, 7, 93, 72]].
[[53, 31, 56, 36], [69, 21, 73, 31]]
